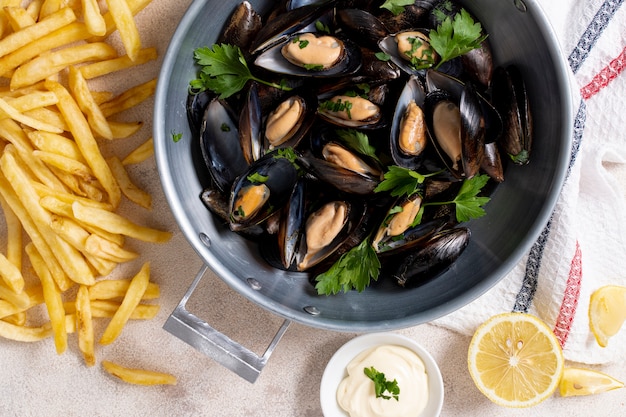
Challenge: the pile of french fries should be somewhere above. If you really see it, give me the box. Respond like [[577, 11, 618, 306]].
[[0, 0, 176, 385]]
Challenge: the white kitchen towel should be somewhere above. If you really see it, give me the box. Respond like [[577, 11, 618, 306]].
[[434, 0, 626, 365]]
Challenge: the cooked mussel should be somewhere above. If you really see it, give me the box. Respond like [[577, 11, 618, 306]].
[[317, 93, 382, 128], [254, 32, 362, 78], [393, 226, 471, 287], [378, 29, 438, 76], [229, 151, 299, 230], [390, 75, 428, 169], [200, 98, 249, 194], [264, 91, 316, 150], [491, 65, 532, 165]]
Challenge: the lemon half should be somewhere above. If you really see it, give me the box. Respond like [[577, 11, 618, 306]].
[[467, 312, 564, 408]]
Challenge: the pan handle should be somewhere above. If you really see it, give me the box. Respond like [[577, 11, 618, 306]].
[[163, 264, 291, 383]]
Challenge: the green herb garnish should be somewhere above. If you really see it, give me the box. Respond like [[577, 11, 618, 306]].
[[315, 20, 331, 34], [364, 366, 400, 401], [319, 98, 353, 119], [335, 129, 380, 163], [247, 172, 268, 183], [190, 43, 292, 99], [171, 131, 182, 143], [374, 165, 440, 197], [375, 51, 391, 61], [314, 239, 380, 295], [380, 0, 415, 15], [429, 9, 488, 70], [303, 63, 324, 71], [220, 122, 231, 132]]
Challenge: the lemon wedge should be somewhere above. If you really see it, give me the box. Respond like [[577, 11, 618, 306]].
[[467, 312, 564, 408], [559, 367, 624, 397], [589, 285, 626, 347]]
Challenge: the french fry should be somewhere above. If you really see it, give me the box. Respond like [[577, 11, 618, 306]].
[[4, 7, 37, 31], [0, 7, 75, 58], [22, 107, 68, 132], [104, 0, 141, 60], [27, 130, 85, 162], [102, 360, 177, 386], [3, 90, 58, 113], [34, 150, 95, 180], [100, 78, 156, 118], [89, 279, 159, 300], [2, 311, 25, 325], [0, 193, 22, 270], [25, 242, 66, 354], [11, 42, 117, 90], [72, 201, 171, 243], [0, 22, 91, 77], [94, 0, 152, 40], [0, 170, 71, 291], [108, 120, 142, 139], [81, 0, 106, 36], [107, 156, 151, 209], [80, 47, 157, 79], [99, 262, 149, 345], [1, 150, 95, 286], [0, 97, 63, 132], [68, 65, 112, 139], [122, 137, 153, 165], [0, 280, 30, 309], [64, 300, 160, 320], [25, 0, 43, 21], [75, 285, 95, 366], [84, 234, 138, 263], [45, 79, 121, 208], [0, 251, 24, 293], [90, 90, 113, 104], [0, 318, 53, 342]]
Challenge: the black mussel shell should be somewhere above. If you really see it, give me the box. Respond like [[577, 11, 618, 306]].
[[200, 98, 249, 194], [393, 226, 471, 287], [277, 178, 307, 269], [336, 8, 390, 50], [239, 82, 263, 164], [390, 75, 428, 170], [229, 151, 299, 230], [217, 1, 263, 58], [187, 89, 214, 138]]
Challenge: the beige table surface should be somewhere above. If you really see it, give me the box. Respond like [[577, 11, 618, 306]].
[[2, 1, 626, 416]]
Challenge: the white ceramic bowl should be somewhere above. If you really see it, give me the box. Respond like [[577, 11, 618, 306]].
[[320, 333, 444, 417]]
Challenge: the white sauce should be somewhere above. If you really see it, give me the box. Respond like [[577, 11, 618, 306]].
[[337, 345, 429, 417]]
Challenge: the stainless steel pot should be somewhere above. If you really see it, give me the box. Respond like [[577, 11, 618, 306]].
[[154, 0, 573, 382]]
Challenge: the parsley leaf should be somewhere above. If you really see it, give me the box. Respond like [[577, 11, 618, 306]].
[[420, 174, 491, 223], [364, 366, 400, 401], [335, 129, 380, 163], [247, 172, 268, 183], [374, 165, 441, 197], [429, 9, 488, 69], [191, 43, 291, 99], [314, 239, 380, 295], [380, 0, 415, 15], [171, 131, 182, 143]]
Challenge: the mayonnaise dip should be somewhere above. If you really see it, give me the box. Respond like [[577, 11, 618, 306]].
[[336, 344, 429, 417]]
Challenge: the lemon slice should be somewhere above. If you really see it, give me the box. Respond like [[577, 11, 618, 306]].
[[589, 285, 626, 347], [467, 312, 564, 408], [559, 367, 624, 397]]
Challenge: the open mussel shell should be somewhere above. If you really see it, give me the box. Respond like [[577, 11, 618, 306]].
[[228, 151, 299, 231], [249, 0, 337, 54], [378, 29, 439, 77], [392, 226, 471, 287], [316, 92, 384, 129], [295, 197, 366, 271], [238, 82, 263, 164], [254, 32, 362, 78], [390, 75, 428, 170], [491, 65, 533, 165], [336, 8, 390, 50], [200, 98, 249, 194]]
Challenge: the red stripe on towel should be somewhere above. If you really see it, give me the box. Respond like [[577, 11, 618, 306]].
[[553, 241, 583, 347], [580, 46, 626, 100]]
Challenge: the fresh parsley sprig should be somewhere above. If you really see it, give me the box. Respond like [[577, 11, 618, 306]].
[[314, 239, 380, 295], [335, 129, 381, 163], [429, 9, 488, 69], [380, 0, 415, 15], [190, 43, 292, 99], [364, 366, 400, 401], [374, 165, 442, 197]]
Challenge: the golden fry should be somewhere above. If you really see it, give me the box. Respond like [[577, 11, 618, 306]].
[[27, 130, 85, 162], [100, 78, 156, 118], [99, 262, 150, 345], [3, 90, 59, 113], [0, 319, 53, 342], [107, 156, 151, 209], [0, 251, 24, 293], [64, 300, 160, 320], [102, 360, 177, 386], [68, 65, 112, 139], [108, 120, 142, 139], [122, 138, 153, 165], [76, 285, 95, 366], [81, 0, 106, 36], [0, 193, 22, 271], [25, 242, 67, 354], [80, 47, 157, 79], [0, 7, 75, 58], [45, 80, 121, 208], [84, 233, 138, 263], [0, 97, 63, 133], [0, 22, 91, 77], [34, 150, 95, 180], [93, 0, 152, 40], [4, 7, 37, 32], [0, 280, 30, 309], [72, 201, 171, 243], [104, 0, 141, 60], [22, 107, 68, 132], [11, 42, 117, 90], [89, 279, 159, 300]]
